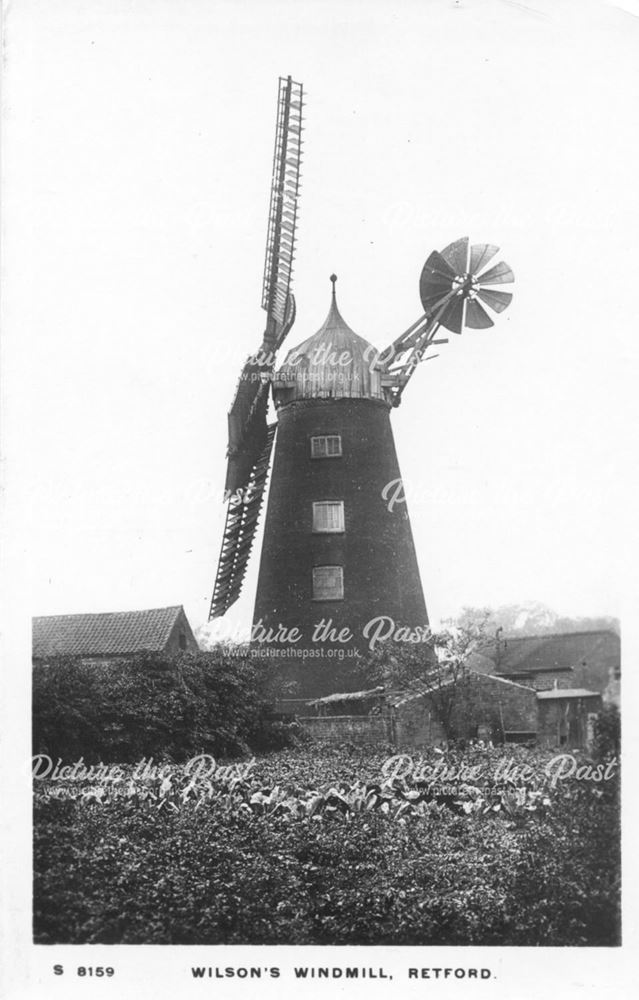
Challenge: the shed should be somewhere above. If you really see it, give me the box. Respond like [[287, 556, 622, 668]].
[[388, 671, 538, 748], [536, 688, 603, 749], [32, 605, 199, 664]]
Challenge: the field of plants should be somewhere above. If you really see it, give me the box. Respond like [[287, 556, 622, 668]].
[[33, 742, 620, 946]]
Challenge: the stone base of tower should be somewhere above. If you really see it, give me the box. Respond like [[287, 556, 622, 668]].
[[252, 397, 434, 700]]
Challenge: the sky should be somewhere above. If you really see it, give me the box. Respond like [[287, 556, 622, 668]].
[[3, 0, 639, 642]]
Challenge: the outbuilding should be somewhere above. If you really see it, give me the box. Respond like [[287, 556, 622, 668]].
[[536, 688, 602, 749], [32, 605, 199, 665]]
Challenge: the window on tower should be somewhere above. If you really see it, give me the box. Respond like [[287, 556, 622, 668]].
[[312, 566, 344, 601], [312, 500, 345, 533], [310, 435, 342, 459]]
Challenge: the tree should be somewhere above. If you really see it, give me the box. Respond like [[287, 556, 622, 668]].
[[426, 615, 492, 740], [357, 614, 492, 741], [456, 602, 619, 637], [355, 637, 435, 691]]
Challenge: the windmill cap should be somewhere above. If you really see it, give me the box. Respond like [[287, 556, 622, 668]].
[[274, 277, 386, 403]]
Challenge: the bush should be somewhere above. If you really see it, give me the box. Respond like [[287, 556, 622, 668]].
[[33, 744, 620, 945], [32, 650, 296, 762], [592, 704, 620, 760]]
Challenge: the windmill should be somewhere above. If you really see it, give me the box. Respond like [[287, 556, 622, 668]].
[[208, 78, 514, 698]]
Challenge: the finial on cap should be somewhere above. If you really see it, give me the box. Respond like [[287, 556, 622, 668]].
[[330, 273, 337, 299]]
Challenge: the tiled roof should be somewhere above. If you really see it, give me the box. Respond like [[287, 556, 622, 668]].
[[481, 630, 620, 675], [33, 606, 186, 658], [537, 689, 601, 700]]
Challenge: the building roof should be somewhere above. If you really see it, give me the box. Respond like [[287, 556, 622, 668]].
[[537, 688, 602, 700], [387, 670, 535, 709], [32, 606, 190, 658], [481, 630, 620, 676], [308, 686, 385, 707], [274, 279, 386, 403]]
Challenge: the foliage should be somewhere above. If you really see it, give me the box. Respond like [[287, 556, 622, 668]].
[[456, 602, 619, 637], [33, 743, 620, 946], [592, 704, 621, 760], [32, 650, 296, 762], [347, 640, 431, 691], [426, 616, 492, 739], [32, 753, 552, 822], [354, 616, 492, 740]]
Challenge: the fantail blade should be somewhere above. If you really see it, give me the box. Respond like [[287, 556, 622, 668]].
[[465, 298, 495, 329], [477, 288, 513, 313], [476, 260, 515, 286]]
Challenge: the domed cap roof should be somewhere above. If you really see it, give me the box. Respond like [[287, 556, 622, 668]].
[[274, 276, 384, 404]]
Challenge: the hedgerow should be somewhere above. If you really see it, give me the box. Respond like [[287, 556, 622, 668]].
[[32, 650, 297, 761]]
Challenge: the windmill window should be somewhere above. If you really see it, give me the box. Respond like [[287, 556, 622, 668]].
[[312, 501, 345, 533], [312, 566, 344, 601], [310, 435, 342, 459]]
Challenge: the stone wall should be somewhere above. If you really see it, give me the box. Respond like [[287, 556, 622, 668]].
[[389, 696, 447, 748], [298, 715, 390, 744], [164, 608, 199, 654]]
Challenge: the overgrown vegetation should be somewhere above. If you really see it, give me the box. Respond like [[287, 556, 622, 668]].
[[33, 743, 620, 946], [32, 644, 621, 945], [593, 704, 621, 759], [32, 651, 296, 761]]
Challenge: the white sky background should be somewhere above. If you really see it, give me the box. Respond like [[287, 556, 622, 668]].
[[3, 0, 639, 641]]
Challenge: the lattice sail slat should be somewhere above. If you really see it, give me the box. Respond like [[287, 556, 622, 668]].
[[209, 425, 277, 619], [261, 76, 304, 340]]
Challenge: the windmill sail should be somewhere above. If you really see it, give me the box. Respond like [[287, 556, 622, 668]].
[[225, 360, 270, 495], [209, 76, 304, 619], [224, 77, 303, 495], [210, 424, 277, 619], [262, 76, 304, 346]]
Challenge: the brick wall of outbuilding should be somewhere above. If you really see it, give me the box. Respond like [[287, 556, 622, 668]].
[[298, 715, 390, 744]]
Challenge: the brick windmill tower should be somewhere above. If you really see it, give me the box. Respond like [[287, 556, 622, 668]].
[[208, 77, 514, 698]]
